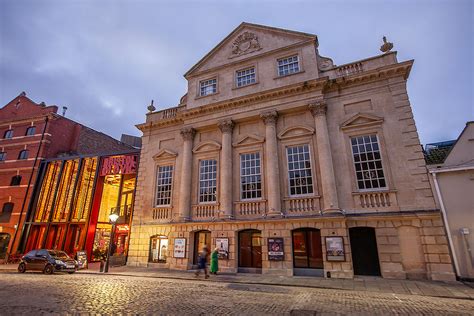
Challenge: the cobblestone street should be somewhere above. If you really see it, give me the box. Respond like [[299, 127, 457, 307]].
[[0, 272, 473, 315]]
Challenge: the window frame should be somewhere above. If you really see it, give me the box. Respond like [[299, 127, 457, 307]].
[[239, 151, 263, 201], [154, 164, 174, 207], [0, 152, 6, 161], [18, 149, 29, 160], [198, 77, 218, 97], [0, 202, 14, 223], [277, 54, 301, 77], [3, 129, 13, 139], [285, 143, 315, 197], [198, 159, 218, 204], [10, 175, 22, 186], [26, 126, 36, 136], [235, 66, 257, 88]]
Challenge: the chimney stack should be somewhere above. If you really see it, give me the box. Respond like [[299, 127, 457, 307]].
[[62, 106, 68, 116]]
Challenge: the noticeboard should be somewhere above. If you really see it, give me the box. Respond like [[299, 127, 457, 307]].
[[268, 238, 284, 261], [76, 251, 88, 269]]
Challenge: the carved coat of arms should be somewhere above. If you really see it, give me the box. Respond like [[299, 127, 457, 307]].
[[229, 32, 262, 58]]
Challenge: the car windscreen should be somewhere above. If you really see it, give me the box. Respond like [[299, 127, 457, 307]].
[[48, 251, 70, 259]]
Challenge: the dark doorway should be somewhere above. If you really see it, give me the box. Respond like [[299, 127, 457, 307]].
[[0, 233, 11, 259], [238, 229, 262, 273], [349, 227, 381, 276], [292, 228, 324, 276], [193, 230, 211, 265]]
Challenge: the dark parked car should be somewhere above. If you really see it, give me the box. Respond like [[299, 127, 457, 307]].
[[18, 249, 78, 274]]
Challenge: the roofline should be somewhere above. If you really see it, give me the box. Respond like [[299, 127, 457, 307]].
[[442, 121, 473, 163], [184, 22, 318, 78]]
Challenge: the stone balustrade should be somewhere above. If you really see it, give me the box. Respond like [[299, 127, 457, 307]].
[[235, 200, 267, 218], [337, 62, 363, 77], [192, 204, 219, 220], [283, 196, 321, 215], [352, 191, 399, 210], [152, 207, 172, 221]]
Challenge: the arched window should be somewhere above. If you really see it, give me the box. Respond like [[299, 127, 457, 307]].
[[3, 130, 13, 139], [18, 150, 29, 160], [0, 203, 13, 223], [0, 152, 6, 161], [149, 235, 168, 263], [26, 127, 36, 136], [10, 175, 22, 186]]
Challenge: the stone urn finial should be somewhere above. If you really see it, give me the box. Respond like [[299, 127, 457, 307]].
[[147, 99, 156, 113], [380, 36, 394, 53]]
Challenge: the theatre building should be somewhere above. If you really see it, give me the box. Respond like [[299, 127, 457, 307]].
[[127, 23, 455, 280], [19, 151, 139, 263]]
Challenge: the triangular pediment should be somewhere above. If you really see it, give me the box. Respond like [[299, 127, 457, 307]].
[[341, 113, 384, 130], [193, 140, 221, 153], [278, 126, 315, 140], [153, 149, 178, 161], [185, 22, 317, 77], [233, 134, 265, 147], [0, 93, 58, 121]]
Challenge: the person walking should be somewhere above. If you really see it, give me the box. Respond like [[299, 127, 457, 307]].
[[210, 247, 219, 275], [195, 245, 209, 279]]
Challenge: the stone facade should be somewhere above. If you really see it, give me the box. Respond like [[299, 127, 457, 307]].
[[127, 23, 455, 281]]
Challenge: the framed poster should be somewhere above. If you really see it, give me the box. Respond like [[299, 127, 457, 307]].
[[325, 236, 345, 261], [173, 238, 186, 258], [268, 238, 284, 261], [216, 238, 229, 259], [76, 251, 88, 269]]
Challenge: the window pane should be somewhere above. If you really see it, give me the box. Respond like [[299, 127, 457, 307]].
[[286, 145, 313, 196], [351, 135, 386, 190], [240, 153, 262, 200], [156, 166, 173, 205]]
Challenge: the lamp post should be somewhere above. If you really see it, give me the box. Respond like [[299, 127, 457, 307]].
[[104, 213, 119, 273]]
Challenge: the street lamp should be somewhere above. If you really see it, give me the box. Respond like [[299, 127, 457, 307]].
[[104, 213, 119, 273]]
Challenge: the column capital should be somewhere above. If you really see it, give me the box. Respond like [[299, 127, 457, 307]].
[[217, 119, 234, 134], [180, 127, 196, 141], [308, 100, 327, 117], [260, 110, 278, 125]]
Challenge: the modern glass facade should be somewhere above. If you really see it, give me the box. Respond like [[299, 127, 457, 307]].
[[20, 153, 138, 263]]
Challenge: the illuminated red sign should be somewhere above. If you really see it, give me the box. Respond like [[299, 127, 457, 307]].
[[100, 155, 137, 176]]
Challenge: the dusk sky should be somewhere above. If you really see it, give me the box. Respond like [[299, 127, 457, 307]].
[[1, 0, 472, 144]]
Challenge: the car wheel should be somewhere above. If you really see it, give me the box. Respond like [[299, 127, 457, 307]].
[[44, 264, 54, 275], [18, 263, 26, 273]]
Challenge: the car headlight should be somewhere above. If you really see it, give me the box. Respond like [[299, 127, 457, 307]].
[[55, 260, 64, 265]]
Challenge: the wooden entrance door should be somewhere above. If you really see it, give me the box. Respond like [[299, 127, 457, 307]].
[[349, 227, 381, 276], [238, 230, 262, 272]]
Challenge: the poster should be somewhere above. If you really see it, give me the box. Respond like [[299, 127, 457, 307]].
[[268, 238, 284, 261], [216, 238, 229, 259], [173, 238, 186, 258], [325, 236, 345, 261], [76, 251, 88, 269]]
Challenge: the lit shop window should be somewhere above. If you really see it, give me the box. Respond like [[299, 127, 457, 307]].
[[71, 158, 98, 220], [287, 144, 314, 196], [199, 159, 217, 203], [149, 236, 168, 263], [277, 55, 299, 76], [52, 160, 79, 221], [351, 135, 386, 190], [155, 165, 173, 206], [240, 152, 262, 200], [199, 78, 217, 96], [35, 161, 62, 222]]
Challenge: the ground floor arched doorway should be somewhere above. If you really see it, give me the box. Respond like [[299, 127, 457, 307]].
[[238, 229, 262, 273], [292, 228, 324, 276], [0, 233, 11, 259], [349, 227, 381, 276], [193, 230, 211, 264]]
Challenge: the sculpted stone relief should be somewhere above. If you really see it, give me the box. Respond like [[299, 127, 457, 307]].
[[229, 31, 262, 58]]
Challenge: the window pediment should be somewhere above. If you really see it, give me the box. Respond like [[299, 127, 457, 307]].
[[341, 113, 384, 131], [153, 149, 178, 161], [278, 126, 315, 140], [233, 134, 265, 147], [192, 140, 221, 153]]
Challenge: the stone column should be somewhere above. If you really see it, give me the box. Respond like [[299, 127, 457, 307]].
[[218, 119, 234, 219], [178, 127, 195, 221], [309, 101, 339, 212], [260, 110, 281, 216]]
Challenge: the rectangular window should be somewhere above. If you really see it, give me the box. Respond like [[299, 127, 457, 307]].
[[240, 152, 262, 200], [351, 135, 386, 190], [199, 159, 217, 203], [155, 165, 173, 206], [278, 55, 300, 76], [199, 78, 217, 96], [287, 144, 314, 196], [236, 67, 256, 87], [71, 158, 98, 220]]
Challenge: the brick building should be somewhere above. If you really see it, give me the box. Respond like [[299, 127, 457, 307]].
[[126, 23, 455, 281], [0, 92, 134, 259]]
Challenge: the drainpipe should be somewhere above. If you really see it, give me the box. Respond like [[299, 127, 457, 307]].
[[431, 171, 461, 277]]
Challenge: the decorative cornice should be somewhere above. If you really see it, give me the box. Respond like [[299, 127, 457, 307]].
[[308, 101, 327, 117], [217, 119, 234, 134], [260, 110, 278, 125], [180, 127, 196, 141]]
